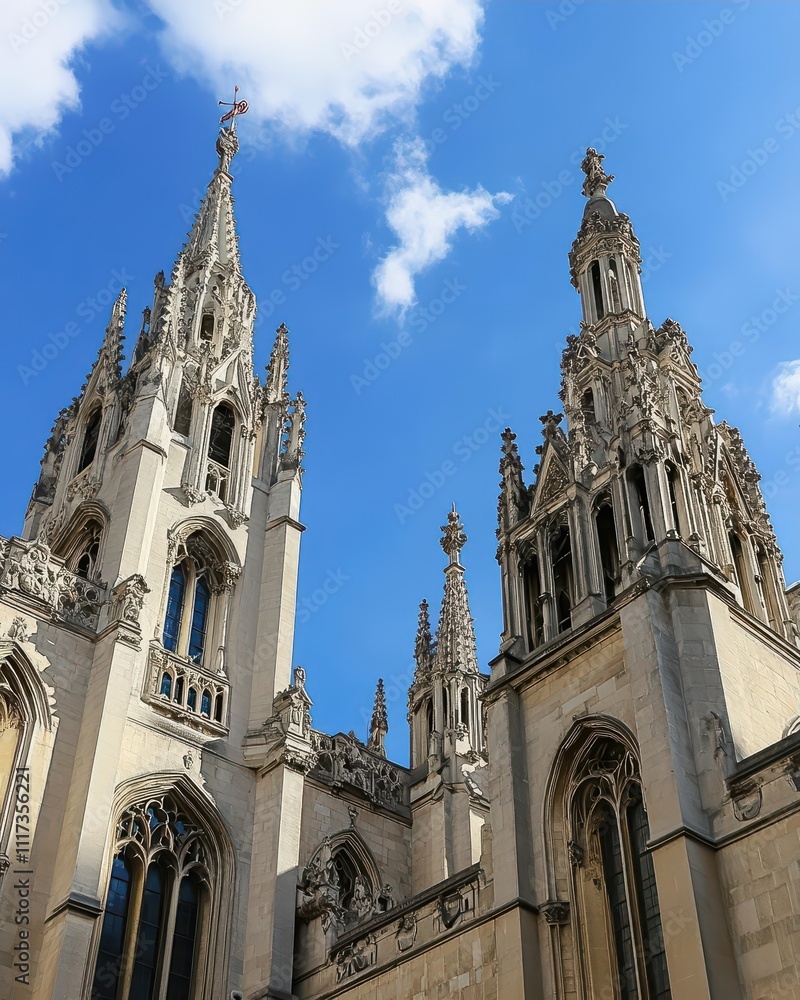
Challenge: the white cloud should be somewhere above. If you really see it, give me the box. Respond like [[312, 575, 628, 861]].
[[771, 360, 800, 416], [147, 0, 485, 146], [372, 138, 511, 315], [0, 0, 119, 175]]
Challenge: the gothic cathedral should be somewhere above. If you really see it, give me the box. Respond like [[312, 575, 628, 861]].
[[1, 123, 799, 1000]]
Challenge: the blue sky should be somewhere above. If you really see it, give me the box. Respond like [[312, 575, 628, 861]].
[[2, 0, 799, 761]]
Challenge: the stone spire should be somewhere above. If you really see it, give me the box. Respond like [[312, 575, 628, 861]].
[[367, 679, 389, 757], [265, 323, 291, 405], [497, 427, 529, 533], [183, 126, 243, 272], [433, 505, 479, 675], [81, 288, 126, 396]]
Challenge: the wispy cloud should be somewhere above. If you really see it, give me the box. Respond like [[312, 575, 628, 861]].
[[771, 359, 800, 416], [0, 0, 121, 175], [372, 138, 511, 316], [146, 0, 485, 146]]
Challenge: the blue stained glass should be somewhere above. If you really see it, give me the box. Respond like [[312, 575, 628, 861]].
[[91, 854, 132, 999], [163, 565, 186, 652], [188, 577, 211, 663]]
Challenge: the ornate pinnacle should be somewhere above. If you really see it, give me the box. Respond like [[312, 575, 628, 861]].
[[265, 322, 290, 404], [498, 428, 528, 531], [367, 679, 389, 756], [580, 147, 614, 198], [440, 504, 467, 565], [434, 508, 479, 676], [87, 287, 126, 389]]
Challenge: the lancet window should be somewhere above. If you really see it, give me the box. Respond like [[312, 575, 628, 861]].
[[595, 500, 620, 604], [205, 404, 235, 501], [162, 533, 228, 667], [551, 526, 574, 633], [523, 553, 545, 650], [78, 407, 102, 473], [174, 384, 193, 437], [90, 794, 214, 1000], [568, 738, 671, 1000], [60, 517, 105, 581]]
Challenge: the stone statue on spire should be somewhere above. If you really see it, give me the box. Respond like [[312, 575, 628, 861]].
[[580, 147, 614, 198]]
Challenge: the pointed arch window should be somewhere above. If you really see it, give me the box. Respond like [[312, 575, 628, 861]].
[[90, 794, 216, 1000], [206, 404, 236, 502], [208, 404, 235, 467], [568, 738, 672, 1000], [161, 534, 230, 666], [61, 517, 105, 580], [78, 407, 102, 473]]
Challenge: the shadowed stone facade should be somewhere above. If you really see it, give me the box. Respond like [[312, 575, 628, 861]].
[[0, 131, 798, 1000]]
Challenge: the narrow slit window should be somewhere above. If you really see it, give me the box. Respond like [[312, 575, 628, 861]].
[[174, 385, 193, 436], [78, 408, 102, 473], [590, 261, 605, 319], [551, 526, 574, 633], [596, 503, 620, 603]]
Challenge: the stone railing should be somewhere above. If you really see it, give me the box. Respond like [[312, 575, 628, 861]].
[[144, 644, 229, 735], [0, 536, 106, 630], [309, 731, 408, 812]]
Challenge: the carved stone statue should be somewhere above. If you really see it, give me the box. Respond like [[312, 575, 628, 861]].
[[580, 147, 614, 198]]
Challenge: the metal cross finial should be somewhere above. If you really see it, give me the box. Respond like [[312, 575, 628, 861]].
[[218, 85, 249, 131]]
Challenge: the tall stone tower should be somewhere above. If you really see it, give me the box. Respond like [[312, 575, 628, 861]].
[[487, 149, 800, 998], [0, 120, 307, 998]]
